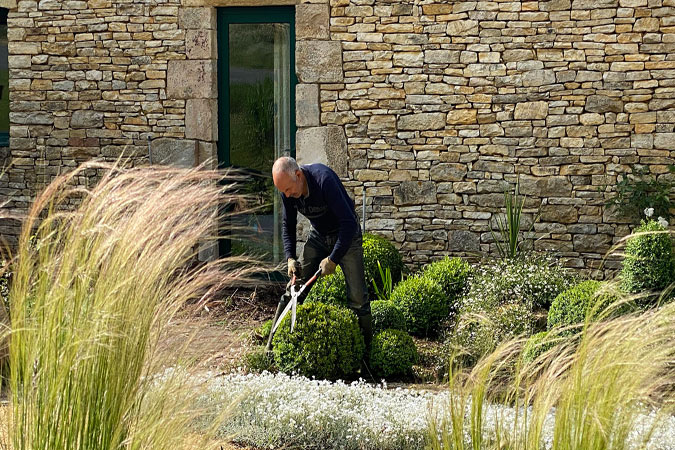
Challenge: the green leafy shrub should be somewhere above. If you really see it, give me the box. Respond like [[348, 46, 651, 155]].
[[363, 233, 404, 298], [370, 329, 417, 378], [390, 275, 447, 337], [371, 300, 406, 334], [604, 164, 674, 222], [462, 253, 574, 310], [421, 257, 472, 319], [244, 347, 276, 373], [522, 331, 555, 364], [254, 319, 273, 343], [305, 267, 348, 307], [620, 219, 674, 296], [547, 280, 622, 331], [271, 302, 364, 379], [454, 302, 535, 367]]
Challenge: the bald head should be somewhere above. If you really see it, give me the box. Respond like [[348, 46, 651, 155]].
[[272, 156, 306, 198]]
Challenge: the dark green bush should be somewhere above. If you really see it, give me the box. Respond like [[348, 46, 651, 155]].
[[620, 219, 674, 295], [371, 300, 406, 334], [547, 280, 623, 331], [390, 275, 447, 337], [370, 329, 417, 378], [305, 267, 348, 307], [244, 347, 276, 373], [271, 302, 364, 379], [421, 257, 472, 318], [363, 233, 404, 297], [522, 331, 555, 364]]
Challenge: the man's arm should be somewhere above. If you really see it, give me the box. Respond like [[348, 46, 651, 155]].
[[281, 194, 298, 260], [321, 172, 358, 264]]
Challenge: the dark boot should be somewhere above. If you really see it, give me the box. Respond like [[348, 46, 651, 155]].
[[358, 313, 373, 365]]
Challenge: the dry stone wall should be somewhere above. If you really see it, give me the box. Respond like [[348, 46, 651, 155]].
[[298, 0, 675, 274]]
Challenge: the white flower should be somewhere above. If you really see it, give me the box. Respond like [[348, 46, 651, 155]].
[[657, 216, 669, 228], [645, 207, 654, 218]]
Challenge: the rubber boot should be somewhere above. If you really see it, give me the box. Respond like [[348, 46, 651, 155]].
[[358, 313, 373, 367]]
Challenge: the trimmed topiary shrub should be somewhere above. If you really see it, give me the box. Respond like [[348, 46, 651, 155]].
[[371, 300, 406, 334], [547, 280, 622, 331], [370, 329, 417, 378], [421, 257, 472, 319], [522, 331, 555, 364], [271, 302, 364, 379], [621, 219, 674, 296], [390, 275, 447, 337], [363, 233, 404, 297], [305, 267, 348, 307]]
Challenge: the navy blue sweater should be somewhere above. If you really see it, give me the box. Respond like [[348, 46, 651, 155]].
[[281, 164, 359, 264]]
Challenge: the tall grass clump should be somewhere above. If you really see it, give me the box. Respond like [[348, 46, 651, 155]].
[[5, 161, 247, 450]]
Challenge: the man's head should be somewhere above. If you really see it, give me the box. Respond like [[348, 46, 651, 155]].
[[272, 156, 305, 198]]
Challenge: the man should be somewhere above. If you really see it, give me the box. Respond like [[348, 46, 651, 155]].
[[269, 156, 372, 363]]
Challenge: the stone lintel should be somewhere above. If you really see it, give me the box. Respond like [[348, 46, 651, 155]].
[[182, 0, 298, 7]]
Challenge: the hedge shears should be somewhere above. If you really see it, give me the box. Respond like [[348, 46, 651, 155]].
[[265, 268, 323, 351]]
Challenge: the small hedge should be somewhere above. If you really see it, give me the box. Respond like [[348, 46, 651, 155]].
[[370, 329, 417, 378], [421, 257, 472, 319], [522, 331, 556, 364], [371, 300, 406, 334], [363, 233, 404, 298], [305, 267, 348, 307], [621, 219, 674, 296], [390, 275, 447, 337], [547, 280, 621, 331], [271, 302, 364, 380]]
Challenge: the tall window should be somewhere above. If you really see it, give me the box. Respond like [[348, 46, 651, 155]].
[[0, 8, 8, 147]]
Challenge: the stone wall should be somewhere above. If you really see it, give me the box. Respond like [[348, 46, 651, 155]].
[[295, 0, 675, 274]]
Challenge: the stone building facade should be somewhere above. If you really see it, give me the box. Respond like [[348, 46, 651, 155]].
[[1, 0, 674, 275]]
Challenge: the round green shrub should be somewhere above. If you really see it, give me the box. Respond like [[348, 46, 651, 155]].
[[621, 219, 674, 295], [271, 302, 364, 379], [370, 329, 417, 378], [371, 300, 406, 334], [522, 331, 555, 364], [305, 266, 348, 307], [390, 275, 447, 337], [363, 233, 404, 297], [421, 257, 472, 318], [547, 280, 622, 331]]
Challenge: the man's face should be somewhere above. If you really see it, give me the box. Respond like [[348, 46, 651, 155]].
[[273, 169, 303, 198]]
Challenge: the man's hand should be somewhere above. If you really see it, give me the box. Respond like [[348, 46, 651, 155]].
[[319, 257, 337, 276], [287, 258, 299, 278]]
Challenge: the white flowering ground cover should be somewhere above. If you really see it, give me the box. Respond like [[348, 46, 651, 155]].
[[201, 371, 675, 450]]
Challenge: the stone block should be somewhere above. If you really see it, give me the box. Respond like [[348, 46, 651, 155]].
[[71, 110, 104, 129], [393, 52, 424, 67], [151, 138, 197, 168], [585, 95, 623, 113], [179, 7, 216, 30], [446, 19, 478, 36], [185, 99, 217, 141], [654, 133, 675, 150], [522, 70, 555, 87], [424, 50, 461, 64], [448, 230, 480, 252], [430, 163, 467, 181], [186, 30, 216, 60], [367, 115, 397, 134], [447, 109, 477, 125], [296, 83, 320, 128], [167, 60, 217, 99], [296, 41, 343, 83], [296, 126, 348, 177], [572, 0, 617, 7], [398, 112, 446, 130], [514, 101, 548, 119], [296, 4, 329, 40], [503, 49, 535, 62], [519, 175, 573, 196], [393, 181, 437, 205]]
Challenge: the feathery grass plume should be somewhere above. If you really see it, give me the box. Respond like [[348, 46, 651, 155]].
[[429, 285, 675, 449], [5, 160, 255, 450]]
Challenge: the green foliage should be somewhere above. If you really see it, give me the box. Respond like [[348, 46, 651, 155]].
[[370, 329, 417, 378], [605, 164, 675, 222], [490, 180, 538, 260], [454, 302, 535, 367], [371, 300, 406, 334], [547, 280, 622, 331], [371, 261, 394, 301], [305, 266, 348, 307], [463, 254, 574, 311], [522, 331, 555, 364], [363, 233, 404, 298], [421, 257, 472, 319], [254, 319, 273, 343], [272, 302, 364, 380], [390, 275, 447, 337], [620, 219, 675, 296], [244, 347, 276, 373]]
